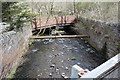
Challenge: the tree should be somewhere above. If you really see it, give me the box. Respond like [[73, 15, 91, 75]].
[[2, 2, 36, 31]]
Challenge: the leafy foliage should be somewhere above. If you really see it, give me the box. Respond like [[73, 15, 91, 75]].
[[2, 2, 36, 31]]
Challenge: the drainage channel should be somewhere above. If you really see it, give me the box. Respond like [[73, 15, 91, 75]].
[[14, 25, 106, 78]]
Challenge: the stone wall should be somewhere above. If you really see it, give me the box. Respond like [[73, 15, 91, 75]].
[[74, 16, 119, 59], [0, 23, 32, 78]]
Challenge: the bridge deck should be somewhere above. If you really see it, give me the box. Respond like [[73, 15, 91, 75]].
[[32, 15, 77, 29]]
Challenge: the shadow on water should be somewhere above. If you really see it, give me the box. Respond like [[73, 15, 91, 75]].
[[14, 25, 106, 78]]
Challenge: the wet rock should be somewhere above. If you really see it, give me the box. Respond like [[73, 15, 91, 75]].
[[81, 38, 83, 40], [37, 39, 41, 41], [56, 68, 59, 73], [32, 49, 39, 52], [49, 39, 54, 42], [49, 55, 54, 58], [73, 47, 78, 50], [87, 45, 90, 47], [63, 76, 68, 79], [38, 73, 42, 76], [80, 45, 84, 49], [85, 48, 91, 52], [67, 58, 70, 61], [44, 42, 49, 45], [58, 52, 64, 55], [61, 60, 64, 63], [67, 47, 72, 50], [65, 67, 68, 70], [49, 73, 52, 76], [90, 50, 95, 54], [44, 39, 49, 41], [61, 73, 68, 79], [50, 64, 55, 67], [85, 41, 88, 43], [61, 73, 65, 76]]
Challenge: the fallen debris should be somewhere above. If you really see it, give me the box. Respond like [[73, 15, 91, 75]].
[[76, 62, 81, 65], [71, 57, 77, 60]]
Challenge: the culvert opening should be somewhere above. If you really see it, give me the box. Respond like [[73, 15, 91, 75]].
[[14, 25, 107, 78]]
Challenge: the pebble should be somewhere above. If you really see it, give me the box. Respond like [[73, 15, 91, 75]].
[[44, 42, 49, 45], [81, 38, 83, 40], [50, 64, 55, 67], [49, 55, 53, 58], [85, 41, 88, 43], [68, 58, 70, 61], [65, 67, 68, 70], [61, 73, 68, 79], [90, 50, 95, 53], [38, 73, 42, 76], [37, 39, 41, 41], [56, 68, 59, 71], [63, 76, 68, 79], [87, 45, 90, 47], [80, 45, 84, 49], [86, 48, 91, 52], [61, 60, 64, 63], [62, 73, 65, 76], [32, 49, 38, 52], [38, 74, 40, 76], [49, 73, 52, 76]]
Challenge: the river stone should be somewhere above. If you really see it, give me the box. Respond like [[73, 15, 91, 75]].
[[50, 64, 55, 67], [49, 73, 52, 76], [65, 67, 68, 70]]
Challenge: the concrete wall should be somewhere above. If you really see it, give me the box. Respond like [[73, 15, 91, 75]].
[[0, 23, 32, 78], [104, 64, 120, 78], [80, 53, 120, 79], [74, 16, 119, 59]]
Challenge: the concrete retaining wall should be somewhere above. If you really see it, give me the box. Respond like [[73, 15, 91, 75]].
[[80, 53, 120, 79], [0, 23, 32, 78], [74, 16, 119, 59]]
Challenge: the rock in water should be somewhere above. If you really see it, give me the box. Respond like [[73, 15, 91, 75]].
[[49, 73, 52, 76], [65, 67, 68, 70], [50, 64, 55, 67]]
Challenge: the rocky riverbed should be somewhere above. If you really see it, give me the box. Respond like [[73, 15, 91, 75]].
[[14, 37, 106, 78]]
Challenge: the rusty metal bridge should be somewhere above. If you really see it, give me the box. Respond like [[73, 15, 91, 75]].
[[32, 15, 77, 30]]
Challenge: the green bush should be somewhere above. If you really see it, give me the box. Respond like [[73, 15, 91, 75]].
[[2, 2, 36, 31]]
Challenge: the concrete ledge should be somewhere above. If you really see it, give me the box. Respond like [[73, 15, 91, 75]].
[[80, 53, 120, 78]]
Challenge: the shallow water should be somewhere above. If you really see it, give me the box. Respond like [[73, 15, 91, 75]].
[[15, 38, 106, 78]]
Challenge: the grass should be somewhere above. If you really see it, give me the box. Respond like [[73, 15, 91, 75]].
[[7, 66, 17, 79], [8, 72, 15, 79]]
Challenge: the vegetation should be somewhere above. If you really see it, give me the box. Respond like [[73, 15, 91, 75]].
[[2, 2, 36, 31], [71, 57, 77, 60], [75, 2, 118, 22]]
